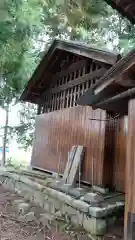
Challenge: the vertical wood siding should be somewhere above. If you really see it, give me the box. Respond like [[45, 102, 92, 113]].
[[113, 117, 127, 192], [32, 106, 127, 191], [32, 105, 106, 185], [103, 115, 127, 192], [102, 114, 116, 188]]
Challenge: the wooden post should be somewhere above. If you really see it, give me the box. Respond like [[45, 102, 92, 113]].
[[124, 98, 135, 240]]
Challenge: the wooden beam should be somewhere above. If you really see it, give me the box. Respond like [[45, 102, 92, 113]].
[[93, 49, 135, 93], [56, 41, 119, 65], [49, 68, 106, 94], [94, 76, 115, 95], [124, 98, 135, 240], [95, 86, 135, 108]]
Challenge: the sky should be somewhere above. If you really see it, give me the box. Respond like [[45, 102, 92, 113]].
[[0, 105, 32, 163], [0, 105, 20, 127]]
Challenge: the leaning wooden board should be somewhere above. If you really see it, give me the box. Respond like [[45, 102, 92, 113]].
[[63, 145, 77, 183], [68, 145, 84, 185]]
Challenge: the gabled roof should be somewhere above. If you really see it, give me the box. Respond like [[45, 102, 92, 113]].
[[20, 39, 120, 103], [105, 0, 135, 24]]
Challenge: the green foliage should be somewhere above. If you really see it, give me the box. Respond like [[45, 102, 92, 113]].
[[6, 156, 28, 169], [13, 103, 37, 149], [1, 0, 135, 151], [0, 0, 44, 158], [0, 0, 43, 95]]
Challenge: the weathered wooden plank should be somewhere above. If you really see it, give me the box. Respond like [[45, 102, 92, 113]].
[[50, 68, 106, 94], [63, 146, 77, 183], [68, 145, 84, 185]]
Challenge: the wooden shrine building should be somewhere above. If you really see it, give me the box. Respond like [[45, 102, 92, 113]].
[[21, 39, 121, 188], [20, 1, 135, 239]]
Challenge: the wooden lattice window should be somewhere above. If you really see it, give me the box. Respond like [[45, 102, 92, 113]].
[[42, 57, 106, 113]]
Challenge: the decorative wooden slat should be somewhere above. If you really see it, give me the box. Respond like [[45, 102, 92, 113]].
[[60, 92, 63, 109], [54, 93, 57, 110], [81, 64, 86, 94], [66, 89, 70, 108], [50, 68, 106, 94], [53, 59, 87, 81], [69, 70, 73, 107], [41, 58, 108, 113], [73, 86, 77, 107]]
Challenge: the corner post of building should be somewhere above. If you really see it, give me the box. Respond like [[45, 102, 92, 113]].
[[124, 98, 135, 240]]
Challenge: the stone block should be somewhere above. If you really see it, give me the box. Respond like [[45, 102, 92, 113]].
[[64, 205, 78, 216], [11, 173, 20, 181], [92, 185, 109, 195], [44, 194, 49, 200], [16, 202, 30, 214], [30, 206, 43, 218], [44, 187, 60, 199], [33, 191, 44, 208], [52, 172, 59, 179], [26, 212, 37, 222], [12, 199, 24, 208], [60, 203, 67, 215], [19, 176, 43, 191], [57, 184, 72, 194], [89, 202, 124, 218], [14, 182, 32, 200], [56, 191, 73, 205], [48, 197, 61, 211], [71, 211, 84, 227], [55, 211, 62, 218], [81, 193, 104, 204], [39, 213, 54, 225], [49, 180, 65, 190], [71, 200, 89, 213], [43, 201, 55, 214], [18, 212, 36, 222], [83, 216, 107, 235], [68, 188, 87, 198]]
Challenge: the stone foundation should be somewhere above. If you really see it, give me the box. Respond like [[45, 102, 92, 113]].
[[0, 168, 124, 239]]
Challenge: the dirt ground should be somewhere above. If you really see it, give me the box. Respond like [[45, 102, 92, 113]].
[[0, 185, 89, 240], [0, 185, 123, 240]]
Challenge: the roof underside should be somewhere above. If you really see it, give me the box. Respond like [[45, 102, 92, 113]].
[[20, 39, 120, 103], [105, 0, 135, 24]]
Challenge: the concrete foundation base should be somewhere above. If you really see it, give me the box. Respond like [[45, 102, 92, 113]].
[[0, 168, 125, 238]]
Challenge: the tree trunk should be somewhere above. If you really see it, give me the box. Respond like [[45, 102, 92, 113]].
[[1, 105, 9, 166]]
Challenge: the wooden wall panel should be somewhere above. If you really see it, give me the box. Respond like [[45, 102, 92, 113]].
[[102, 115, 116, 188], [31, 105, 106, 185], [103, 115, 127, 192], [113, 117, 127, 192]]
